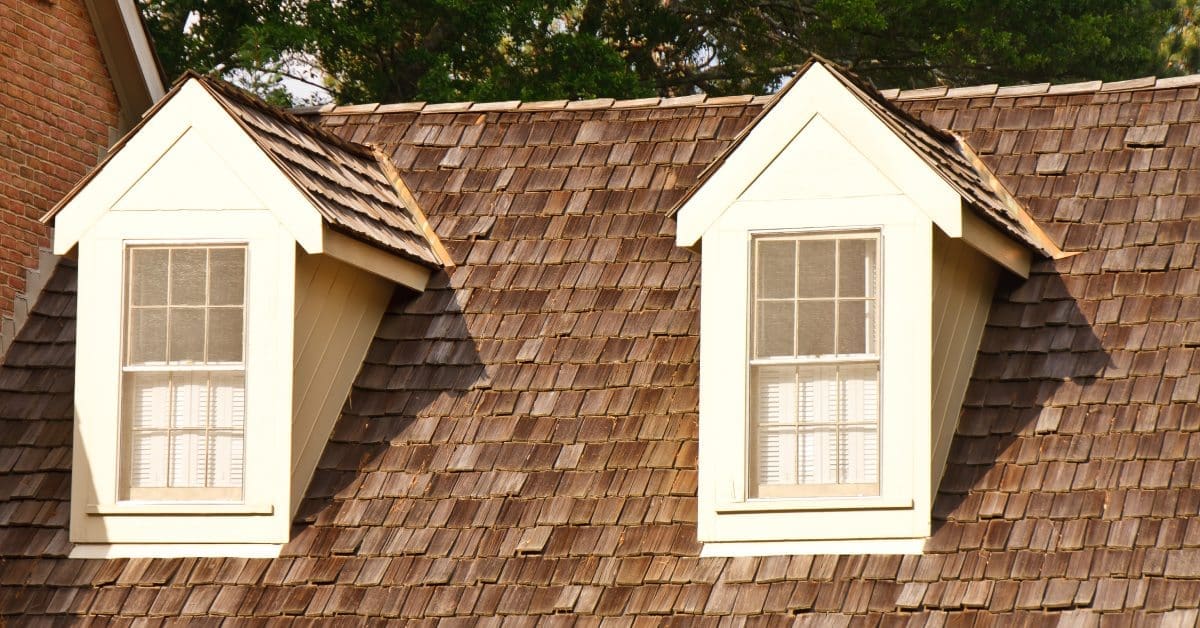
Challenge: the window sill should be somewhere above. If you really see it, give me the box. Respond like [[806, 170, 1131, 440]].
[[715, 496, 913, 514], [69, 543, 283, 559], [701, 537, 925, 557], [86, 502, 274, 516]]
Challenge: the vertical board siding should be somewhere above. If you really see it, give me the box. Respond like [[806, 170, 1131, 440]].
[[290, 252, 393, 509], [930, 230, 998, 494]]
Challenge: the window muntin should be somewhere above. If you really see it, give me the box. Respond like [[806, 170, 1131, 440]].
[[750, 232, 880, 498], [121, 245, 247, 502]]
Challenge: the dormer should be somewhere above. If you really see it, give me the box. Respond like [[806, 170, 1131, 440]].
[[673, 60, 1065, 555], [46, 74, 449, 558]]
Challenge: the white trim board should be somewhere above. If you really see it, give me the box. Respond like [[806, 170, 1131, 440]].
[[701, 538, 926, 557], [70, 543, 283, 559]]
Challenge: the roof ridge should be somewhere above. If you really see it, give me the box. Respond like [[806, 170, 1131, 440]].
[[292, 93, 776, 116], [297, 71, 1200, 115], [883, 72, 1200, 101]]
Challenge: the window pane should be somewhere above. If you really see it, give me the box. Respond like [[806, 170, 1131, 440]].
[[838, 365, 879, 485], [127, 372, 169, 429], [168, 308, 205, 362], [171, 372, 209, 429], [795, 239, 835, 298], [756, 301, 794, 358], [170, 431, 207, 487], [129, 249, 168, 306], [207, 308, 244, 363], [210, 248, 246, 306], [801, 425, 837, 484], [169, 248, 207, 305], [757, 426, 797, 486], [130, 432, 167, 488], [795, 301, 835, 356], [754, 365, 797, 425], [838, 239, 877, 298], [796, 365, 834, 426], [837, 300, 876, 355], [128, 308, 167, 364], [209, 433, 244, 487], [211, 373, 245, 429], [757, 240, 795, 299]]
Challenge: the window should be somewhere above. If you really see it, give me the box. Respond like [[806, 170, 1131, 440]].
[[121, 245, 247, 502], [750, 232, 880, 499]]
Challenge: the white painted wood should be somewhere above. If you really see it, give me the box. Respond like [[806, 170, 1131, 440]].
[[321, 227, 431, 290], [59, 78, 420, 552], [960, 209, 1032, 278], [675, 62, 961, 247], [87, 503, 273, 515], [71, 209, 296, 545], [53, 79, 323, 254], [683, 63, 1022, 551], [112, 128, 266, 211], [930, 231, 998, 496], [696, 195, 934, 545], [740, 114, 901, 201], [700, 537, 925, 557], [70, 543, 282, 559], [290, 252, 393, 510]]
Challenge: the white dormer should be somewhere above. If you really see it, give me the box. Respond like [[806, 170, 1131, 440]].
[[674, 60, 1063, 556], [47, 75, 448, 558]]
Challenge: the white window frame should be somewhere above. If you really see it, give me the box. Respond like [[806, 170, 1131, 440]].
[[696, 197, 933, 554], [70, 209, 295, 547]]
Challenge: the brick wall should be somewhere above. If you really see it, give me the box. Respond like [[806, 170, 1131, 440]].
[[0, 0, 120, 326]]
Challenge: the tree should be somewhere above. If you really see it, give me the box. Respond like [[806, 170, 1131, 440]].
[[680, 0, 1176, 91], [1161, 0, 1200, 75], [139, 0, 1178, 105], [139, 0, 308, 106]]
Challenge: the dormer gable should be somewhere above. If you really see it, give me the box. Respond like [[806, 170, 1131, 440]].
[[674, 60, 1062, 277], [46, 75, 447, 557]]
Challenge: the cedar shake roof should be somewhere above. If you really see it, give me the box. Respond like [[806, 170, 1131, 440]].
[[8, 71, 1200, 622]]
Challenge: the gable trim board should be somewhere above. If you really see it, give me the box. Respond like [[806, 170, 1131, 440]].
[[48, 75, 444, 289], [82, 0, 167, 129], [673, 61, 1062, 278]]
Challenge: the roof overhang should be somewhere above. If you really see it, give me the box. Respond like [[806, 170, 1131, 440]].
[[83, 0, 167, 129], [672, 59, 1066, 278]]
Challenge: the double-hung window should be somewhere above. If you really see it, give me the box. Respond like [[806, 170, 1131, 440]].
[[750, 232, 880, 499], [121, 245, 247, 502]]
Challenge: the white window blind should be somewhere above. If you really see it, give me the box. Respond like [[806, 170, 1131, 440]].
[[750, 233, 880, 498], [122, 246, 246, 502]]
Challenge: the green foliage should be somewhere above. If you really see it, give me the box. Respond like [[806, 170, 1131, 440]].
[[1161, 0, 1200, 75], [140, 0, 1179, 105]]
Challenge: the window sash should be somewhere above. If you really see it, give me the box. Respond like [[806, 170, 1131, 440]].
[[749, 232, 881, 499], [120, 244, 247, 503]]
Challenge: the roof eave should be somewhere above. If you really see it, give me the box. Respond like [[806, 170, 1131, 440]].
[[83, 0, 167, 129]]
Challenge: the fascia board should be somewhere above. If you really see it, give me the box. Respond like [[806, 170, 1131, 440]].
[[83, 0, 167, 126], [960, 207, 1033, 278], [675, 63, 962, 246], [321, 227, 432, 291], [52, 79, 324, 254]]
